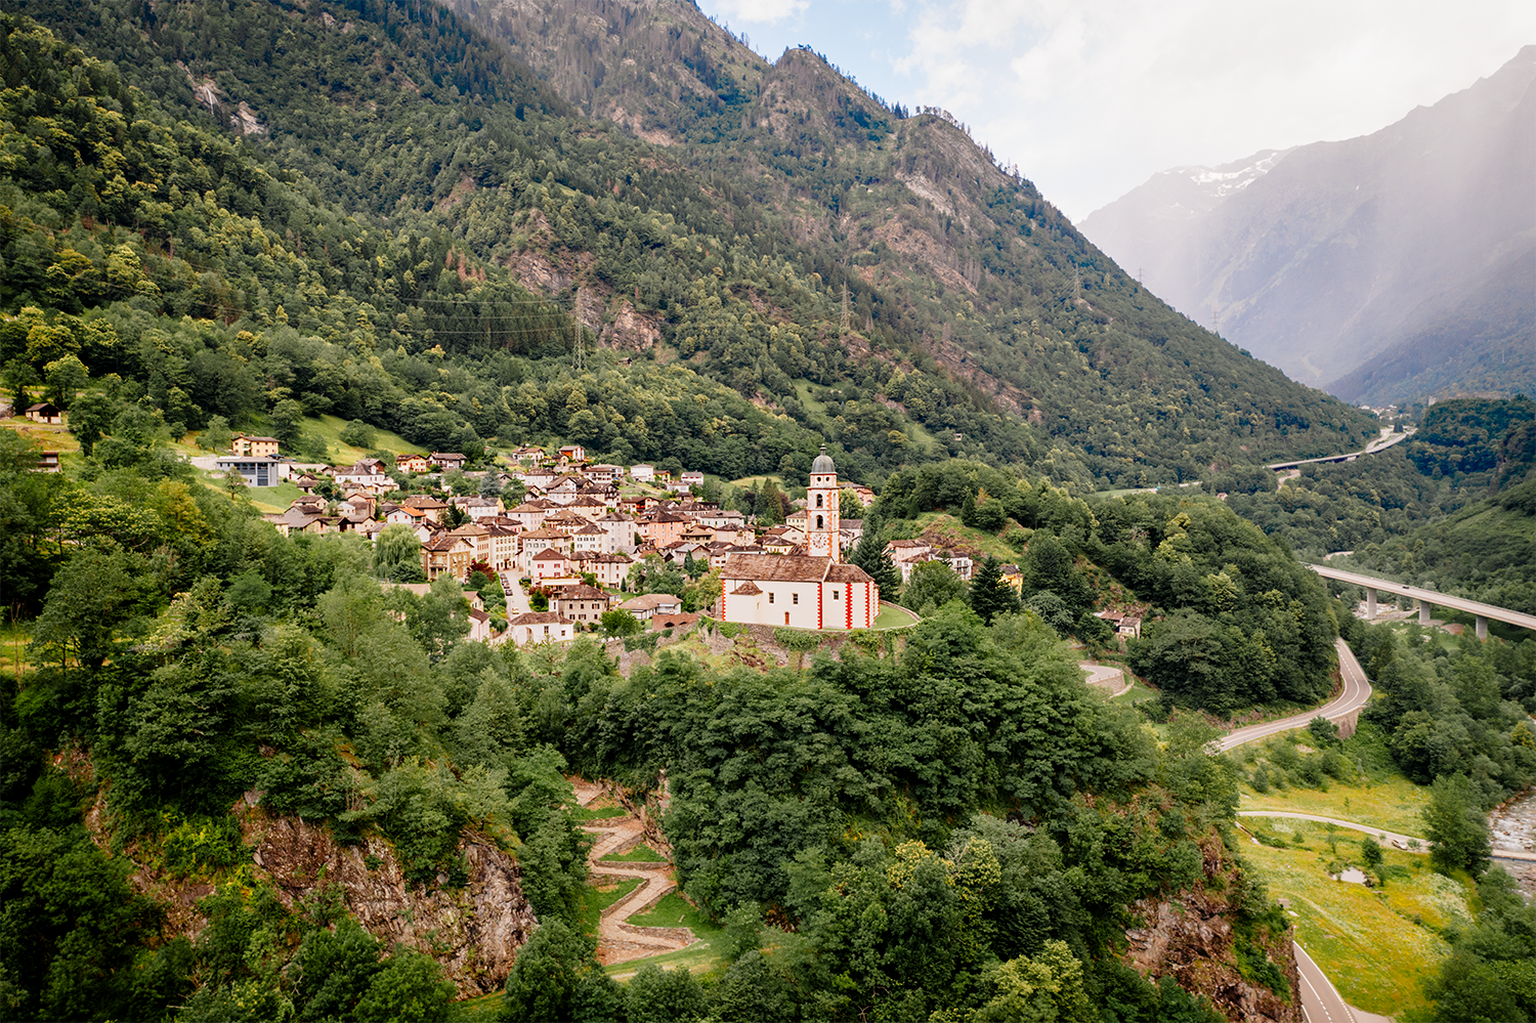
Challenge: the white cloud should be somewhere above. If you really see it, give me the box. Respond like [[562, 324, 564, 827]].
[[711, 0, 811, 25], [887, 0, 1536, 218]]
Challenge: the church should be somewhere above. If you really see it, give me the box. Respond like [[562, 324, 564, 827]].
[[719, 447, 880, 630]]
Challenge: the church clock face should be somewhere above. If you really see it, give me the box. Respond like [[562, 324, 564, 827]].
[[808, 532, 829, 556]]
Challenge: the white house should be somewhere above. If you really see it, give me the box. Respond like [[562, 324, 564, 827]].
[[507, 612, 575, 646]]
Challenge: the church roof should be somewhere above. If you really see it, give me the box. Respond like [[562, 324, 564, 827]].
[[811, 443, 836, 475]]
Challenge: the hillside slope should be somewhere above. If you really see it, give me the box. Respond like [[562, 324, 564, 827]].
[[1082, 46, 1536, 401], [10, 0, 1375, 486]]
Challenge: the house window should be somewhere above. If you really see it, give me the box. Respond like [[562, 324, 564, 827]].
[[832, 589, 840, 599], [792, 593, 799, 605], [769, 592, 775, 604]]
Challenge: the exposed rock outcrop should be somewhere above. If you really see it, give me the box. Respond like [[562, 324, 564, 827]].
[[1124, 840, 1301, 1023], [237, 802, 536, 998]]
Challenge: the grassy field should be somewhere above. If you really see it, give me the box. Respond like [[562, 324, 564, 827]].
[[0, 621, 32, 681], [1239, 819, 1467, 1017], [908, 512, 1023, 562], [303, 414, 418, 463], [605, 891, 726, 981], [1240, 774, 1432, 839], [574, 803, 629, 821], [600, 844, 667, 863], [580, 876, 642, 934], [872, 603, 920, 629]]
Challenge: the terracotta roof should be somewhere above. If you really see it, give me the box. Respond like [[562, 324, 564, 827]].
[[619, 593, 681, 611], [827, 563, 875, 584], [721, 553, 834, 584], [531, 547, 568, 561], [553, 585, 611, 602], [509, 612, 572, 626]]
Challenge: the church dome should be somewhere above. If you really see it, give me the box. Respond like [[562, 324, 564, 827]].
[[811, 445, 836, 476]]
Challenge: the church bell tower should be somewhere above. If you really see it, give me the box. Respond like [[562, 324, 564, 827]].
[[805, 444, 840, 561]]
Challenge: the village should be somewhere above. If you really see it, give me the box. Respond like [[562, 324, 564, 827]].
[[202, 433, 1026, 645]]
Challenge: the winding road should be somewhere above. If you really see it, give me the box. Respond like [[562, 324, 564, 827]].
[[1216, 638, 1373, 752]]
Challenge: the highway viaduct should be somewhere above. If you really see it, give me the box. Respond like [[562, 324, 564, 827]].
[[1306, 564, 1536, 640]]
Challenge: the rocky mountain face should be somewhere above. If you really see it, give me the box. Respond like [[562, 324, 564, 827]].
[[1081, 46, 1536, 404]]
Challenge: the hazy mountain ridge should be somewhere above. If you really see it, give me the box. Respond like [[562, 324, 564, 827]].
[[1082, 46, 1536, 403]]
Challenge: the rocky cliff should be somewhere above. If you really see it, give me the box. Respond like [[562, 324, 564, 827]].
[[236, 800, 537, 998]]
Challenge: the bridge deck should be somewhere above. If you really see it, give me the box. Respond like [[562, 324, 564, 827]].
[[1307, 564, 1536, 632]]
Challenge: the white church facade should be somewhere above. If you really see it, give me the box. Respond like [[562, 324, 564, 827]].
[[718, 447, 880, 630]]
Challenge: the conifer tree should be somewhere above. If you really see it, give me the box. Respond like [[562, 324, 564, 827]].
[[969, 556, 1019, 625]]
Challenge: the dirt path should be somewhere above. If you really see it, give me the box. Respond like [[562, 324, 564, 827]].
[[572, 779, 696, 966]]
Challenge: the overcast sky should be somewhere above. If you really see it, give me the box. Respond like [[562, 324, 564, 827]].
[[697, 0, 1536, 221]]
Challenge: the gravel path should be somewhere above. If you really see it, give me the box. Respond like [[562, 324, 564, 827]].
[[572, 779, 696, 966]]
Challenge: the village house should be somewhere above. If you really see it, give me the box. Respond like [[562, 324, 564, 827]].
[[617, 592, 684, 621], [404, 495, 451, 524], [506, 499, 555, 530], [557, 444, 586, 464], [637, 510, 692, 548], [511, 446, 545, 465], [332, 459, 391, 492], [550, 585, 614, 626], [229, 434, 279, 457], [25, 402, 63, 425], [264, 506, 326, 536], [586, 552, 633, 589], [583, 463, 623, 485], [506, 611, 574, 646], [396, 454, 431, 474], [570, 524, 608, 554], [455, 496, 506, 521], [384, 504, 430, 528], [629, 464, 655, 483], [429, 452, 466, 472], [760, 530, 799, 556], [595, 512, 639, 553], [680, 470, 704, 489], [529, 547, 572, 582], [447, 522, 493, 567], [521, 468, 558, 491], [422, 534, 474, 582], [35, 451, 60, 472]]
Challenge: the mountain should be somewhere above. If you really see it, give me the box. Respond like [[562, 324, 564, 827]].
[[1077, 148, 1292, 302], [1081, 46, 1536, 404], [5, 0, 1376, 489]]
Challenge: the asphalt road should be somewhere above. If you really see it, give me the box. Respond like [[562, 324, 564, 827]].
[[1216, 638, 1372, 752], [1295, 942, 1372, 1023]]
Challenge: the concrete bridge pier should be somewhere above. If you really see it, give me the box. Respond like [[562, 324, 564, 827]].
[[1477, 615, 1488, 641], [1365, 589, 1377, 618], [1419, 600, 1432, 625]]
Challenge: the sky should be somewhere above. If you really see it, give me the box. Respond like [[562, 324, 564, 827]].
[[695, 0, 1536, 221]]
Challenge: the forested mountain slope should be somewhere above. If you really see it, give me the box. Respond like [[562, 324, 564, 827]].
[[1081, 46, 1536, 402], [8, 0, 1375, 486]]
